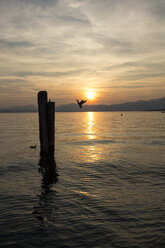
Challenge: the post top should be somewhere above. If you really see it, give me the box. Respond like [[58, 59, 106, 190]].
[[38, 91, 48, 102], [38, 91, 47, 96]]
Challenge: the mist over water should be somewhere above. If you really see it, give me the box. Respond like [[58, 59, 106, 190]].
[[0, 112, 165, 248]]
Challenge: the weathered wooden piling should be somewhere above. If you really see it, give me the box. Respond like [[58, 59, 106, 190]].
[[47, 100, 55, 155], [38, 91, 55, 156]]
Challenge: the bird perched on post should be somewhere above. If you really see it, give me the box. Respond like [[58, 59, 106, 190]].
[[76, 100, 87, 108], [30, 144, 37, 149]]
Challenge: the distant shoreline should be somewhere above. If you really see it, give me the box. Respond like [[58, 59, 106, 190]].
[[0, 109, 165, 113], [0, 97, 165, 113]]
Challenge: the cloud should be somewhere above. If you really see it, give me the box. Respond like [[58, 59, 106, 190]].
[[0, 78, 34, 94], [7, 69, 86, 78], [97, 81, 165, 90], [0, 0, 165, 106], [0, 39, 34, 48]]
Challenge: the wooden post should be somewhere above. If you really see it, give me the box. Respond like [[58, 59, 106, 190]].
[[47, 101, 55, 155], [38, 91, 55, 156]]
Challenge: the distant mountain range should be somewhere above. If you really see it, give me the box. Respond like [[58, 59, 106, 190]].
[[0, 97, 165, 113], [0, 105, 37, 113]]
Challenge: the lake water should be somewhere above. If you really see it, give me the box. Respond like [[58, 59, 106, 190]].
[[0, 112, 165, 248]]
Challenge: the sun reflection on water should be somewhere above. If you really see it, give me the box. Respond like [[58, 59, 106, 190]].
[[87, 112, 96, 140], [86, 112, 99, 162]]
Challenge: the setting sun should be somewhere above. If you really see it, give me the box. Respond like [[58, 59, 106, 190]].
[[86, 91, 95, 100]]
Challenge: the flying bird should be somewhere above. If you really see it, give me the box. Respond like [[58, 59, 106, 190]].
[[76, 100, 87, 108]]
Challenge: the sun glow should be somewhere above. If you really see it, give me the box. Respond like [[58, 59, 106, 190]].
[[86, 91, 95, 100]]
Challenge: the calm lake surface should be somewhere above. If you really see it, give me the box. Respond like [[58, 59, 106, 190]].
[[0, 112, 165, 248]]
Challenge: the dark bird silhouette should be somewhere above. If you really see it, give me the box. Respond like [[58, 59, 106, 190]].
[[30, 145, 37, 149], [76, 100, 87, 108]]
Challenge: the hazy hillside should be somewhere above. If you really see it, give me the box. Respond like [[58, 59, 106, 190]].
[[55, 97, 165, 112], [0, 105, 37, 113], [0, 97, 165, 112]]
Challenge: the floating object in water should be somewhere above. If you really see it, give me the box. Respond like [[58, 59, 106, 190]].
[[30, 145, 37, 149], [76, 99, 87, 108]]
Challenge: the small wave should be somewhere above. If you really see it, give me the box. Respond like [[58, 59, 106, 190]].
[[68, 139, 118, 146]]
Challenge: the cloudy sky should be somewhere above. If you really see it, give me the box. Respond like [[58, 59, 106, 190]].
[[0, 0, 165, 107]]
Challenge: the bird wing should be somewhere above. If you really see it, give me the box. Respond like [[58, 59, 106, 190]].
[[80, 100, 87, 105]]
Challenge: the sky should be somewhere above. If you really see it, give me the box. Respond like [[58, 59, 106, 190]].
[[0, 0, 165, 107]]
